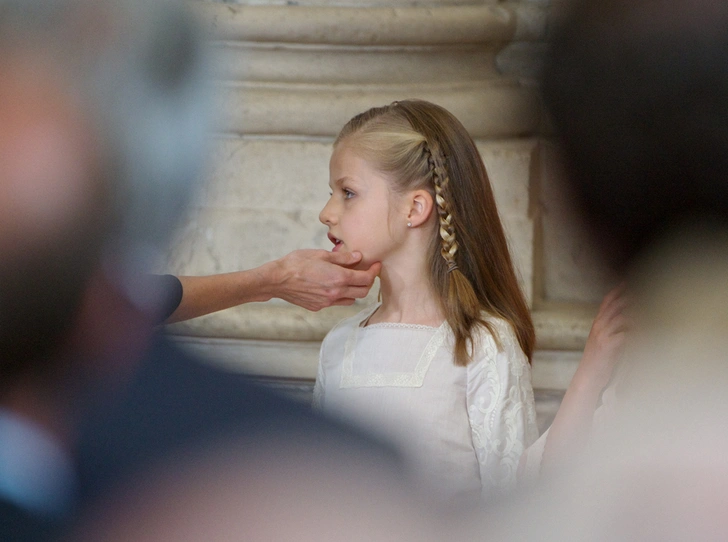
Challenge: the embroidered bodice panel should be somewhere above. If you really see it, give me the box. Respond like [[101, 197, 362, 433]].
[[313, 304, 538, 503]]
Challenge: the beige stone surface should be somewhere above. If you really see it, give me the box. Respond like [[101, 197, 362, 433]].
[[194, 138, 332, 212], [164, 1, 607, 369], [217, 0, 501, 6], [500, 215, 535, 304], [532, 303, 596, 350], [194, 4, 516, 45], [478, 139, 534, 218], [211, 43, 499, 84], [531, 349, 581, 390], [215, 82, 541, 138], [479, 140, 537, 303]]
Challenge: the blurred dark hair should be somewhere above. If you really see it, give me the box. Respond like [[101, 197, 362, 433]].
[[542, 0, 728, 271], [0, 220, 105, 389]]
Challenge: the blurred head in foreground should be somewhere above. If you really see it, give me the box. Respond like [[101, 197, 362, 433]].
[[542, 0, 728, 274], [72, 432, 439, 542], [0, 3, 433, 540], [474, 0, 728, 539], [0, 0, 210, 391], [541, 0, 728, 411]]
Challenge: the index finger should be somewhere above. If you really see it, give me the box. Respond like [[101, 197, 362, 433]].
[[325, 250, 363, 268]]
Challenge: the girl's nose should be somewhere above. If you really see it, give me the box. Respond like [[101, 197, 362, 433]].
[[319, 198, 335, 225]]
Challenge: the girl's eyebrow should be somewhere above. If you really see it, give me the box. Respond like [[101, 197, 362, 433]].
[[330, 176, 351, 188]]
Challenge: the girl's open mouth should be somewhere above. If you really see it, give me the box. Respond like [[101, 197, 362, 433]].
[[327, 233, 343, 251]]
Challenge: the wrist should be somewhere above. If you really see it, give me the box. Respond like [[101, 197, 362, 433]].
[[249, 260, 280, 303], [569, 368, 608, 403]]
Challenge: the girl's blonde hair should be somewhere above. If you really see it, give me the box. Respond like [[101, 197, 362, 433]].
[[336, 99, 534, 366]]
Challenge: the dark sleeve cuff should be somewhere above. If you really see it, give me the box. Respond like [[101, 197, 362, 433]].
[[153, 274, 183, 324]]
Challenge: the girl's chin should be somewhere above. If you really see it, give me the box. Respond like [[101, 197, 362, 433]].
[[333, 246, 378, 270], [345, 249, 374, 270]]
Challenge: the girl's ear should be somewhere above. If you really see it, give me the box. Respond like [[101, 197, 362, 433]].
[[407, 189, 435, 228]]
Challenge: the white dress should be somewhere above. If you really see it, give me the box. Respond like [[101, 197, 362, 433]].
[[313, 303, 538, 504]]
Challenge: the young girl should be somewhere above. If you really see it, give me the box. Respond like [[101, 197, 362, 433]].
[[313, 100, 538, 504]]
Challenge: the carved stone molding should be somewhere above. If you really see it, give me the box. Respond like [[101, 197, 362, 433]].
[[194, 4, 516, 45], [192, 3, 544, 138], [215, 82, 540, 138], [165, 1, 601, 392]]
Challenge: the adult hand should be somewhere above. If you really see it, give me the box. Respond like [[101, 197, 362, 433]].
[[165, 250, 380, 323], [269, 249, 381, 311]]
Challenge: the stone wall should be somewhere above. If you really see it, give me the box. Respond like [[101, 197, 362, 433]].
[[164, 0, 612, 423]]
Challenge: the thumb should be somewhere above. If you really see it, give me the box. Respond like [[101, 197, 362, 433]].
[[328, 250, 363, 266]]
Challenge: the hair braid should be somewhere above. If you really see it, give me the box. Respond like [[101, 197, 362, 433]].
[[424, 139, 484, 366], [424, 141, 458, 272]]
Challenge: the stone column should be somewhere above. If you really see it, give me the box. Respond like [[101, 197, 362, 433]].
[[165, 1, 600, 425]]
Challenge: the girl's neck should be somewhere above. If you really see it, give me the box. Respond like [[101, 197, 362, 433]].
[[369, 260, 444, 327]]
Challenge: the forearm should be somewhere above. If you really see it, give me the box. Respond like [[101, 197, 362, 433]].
[[539, 367, 604, 475], [165, 262, 280, 324], [164, 249, 379, 323], [539, 285, 627, 475]]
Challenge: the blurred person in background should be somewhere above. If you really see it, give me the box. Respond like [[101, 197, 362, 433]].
[[0, 1, 410, 540], [476, 0, 728, 539]]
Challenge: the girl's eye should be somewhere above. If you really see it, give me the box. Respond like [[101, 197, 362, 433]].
[[343, 189, 355, 199]]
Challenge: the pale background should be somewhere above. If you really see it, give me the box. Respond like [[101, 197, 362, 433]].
[[164, 0, 614, 429]]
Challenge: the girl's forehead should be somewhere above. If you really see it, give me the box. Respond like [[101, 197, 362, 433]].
[[331, 139, 363, 160], [329, 144, 397, 191], [330, 143, 375, 174]]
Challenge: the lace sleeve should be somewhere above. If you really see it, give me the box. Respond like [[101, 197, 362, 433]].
[[466, 323, 538, 499]]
